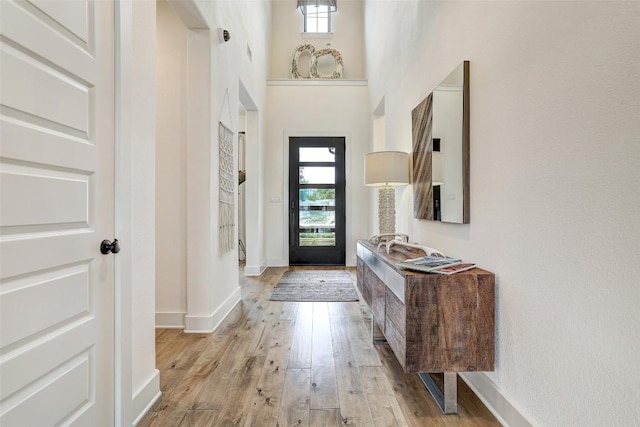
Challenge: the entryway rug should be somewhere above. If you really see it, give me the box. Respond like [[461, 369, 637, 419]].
[[269, 270, 359, 302]]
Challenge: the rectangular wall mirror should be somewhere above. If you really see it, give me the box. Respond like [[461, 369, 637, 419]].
[[411, 61, 470, 224]]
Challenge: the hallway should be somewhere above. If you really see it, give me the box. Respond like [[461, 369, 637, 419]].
[[139, 267, 499, 426]]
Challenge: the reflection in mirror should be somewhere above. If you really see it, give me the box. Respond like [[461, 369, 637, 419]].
[[310, 48, 343, 79], [316, 54, 337, 76], [411, 61, 470, 224]]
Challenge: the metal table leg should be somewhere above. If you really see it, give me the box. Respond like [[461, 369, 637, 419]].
[[371, 315, 387, 344], [418, 372, 458, 414]]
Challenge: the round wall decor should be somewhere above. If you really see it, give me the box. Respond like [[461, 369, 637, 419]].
[[310, 48, 343, 79], [291, 43, 316, 79]]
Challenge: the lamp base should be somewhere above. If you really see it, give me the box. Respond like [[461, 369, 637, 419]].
[[378, 186, 396, 235]]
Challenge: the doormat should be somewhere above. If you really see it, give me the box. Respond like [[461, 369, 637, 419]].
[[269, 270, 359, 302]]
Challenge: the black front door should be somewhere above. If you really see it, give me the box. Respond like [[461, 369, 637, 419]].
[[289, 137, 346, 265]]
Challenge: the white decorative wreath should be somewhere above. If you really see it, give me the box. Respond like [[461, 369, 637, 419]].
[[291, 43, 316, 79], [310, 48, 343, 79]]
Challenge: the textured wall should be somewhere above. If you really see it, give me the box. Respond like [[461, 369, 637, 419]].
[[365, 1, 640, 425]]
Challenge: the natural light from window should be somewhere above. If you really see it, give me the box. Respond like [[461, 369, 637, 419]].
[[304, 5, 331, 33]]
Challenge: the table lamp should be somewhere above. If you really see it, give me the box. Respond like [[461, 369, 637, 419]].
[[364, 151, 409, 235]]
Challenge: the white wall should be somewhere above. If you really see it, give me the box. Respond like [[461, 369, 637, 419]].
[[113, 0, 272, 422], [266, 0, 369, 266], [365, 1, 640, 426], [155, 0, 188, 327], [270, 0, 365, 79], [152, 0, 272, 331], [265, 82, 370, 266], [172, 0, 271, 332]]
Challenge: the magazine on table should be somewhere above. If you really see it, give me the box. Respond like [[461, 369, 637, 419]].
[[432, 262, 477, 275], [395, 256, 462, 273]]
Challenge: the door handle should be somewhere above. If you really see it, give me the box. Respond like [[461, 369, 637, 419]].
[[100, 239, 121, 254]]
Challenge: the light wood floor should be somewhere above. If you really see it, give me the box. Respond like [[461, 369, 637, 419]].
[[139, 267, 500, 426]]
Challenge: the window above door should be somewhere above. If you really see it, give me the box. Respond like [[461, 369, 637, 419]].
[[298, 0, 337, 34], [302, 5, 332, 33]]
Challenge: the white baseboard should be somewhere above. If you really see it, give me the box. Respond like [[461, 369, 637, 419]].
[[460, 372, 532, 427], [244, 264, 267, 276], [155, 312, 186, 329], [131, 369, 161, 426], [184, 287, 241, 333]]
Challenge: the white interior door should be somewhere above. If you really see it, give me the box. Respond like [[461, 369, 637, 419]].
[[0, 0, 115, 425]]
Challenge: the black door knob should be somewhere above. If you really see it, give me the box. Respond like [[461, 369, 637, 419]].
[[100, 239, 121, 254]]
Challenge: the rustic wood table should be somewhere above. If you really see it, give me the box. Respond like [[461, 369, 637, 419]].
[[356, 240, 495, 414]]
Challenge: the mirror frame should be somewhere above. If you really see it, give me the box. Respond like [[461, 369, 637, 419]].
[[411, 61, 470, 224]]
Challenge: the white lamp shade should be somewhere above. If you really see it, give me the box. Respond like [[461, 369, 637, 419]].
[[364, 151, 409, 186]]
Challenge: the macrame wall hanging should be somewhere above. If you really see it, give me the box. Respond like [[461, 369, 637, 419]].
[[218, 121, 235, 254]]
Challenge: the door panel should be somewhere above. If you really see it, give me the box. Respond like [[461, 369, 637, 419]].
[[0, 262, 91, 350], [1, 352, 92, 426], [1, 164, 90, 227], [1, 46, 91, 132], [289, 137, 345, 265], [0, 0, 114, 425]]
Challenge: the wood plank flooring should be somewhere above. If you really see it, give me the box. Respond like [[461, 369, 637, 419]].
[[138, 267, 500, 426]]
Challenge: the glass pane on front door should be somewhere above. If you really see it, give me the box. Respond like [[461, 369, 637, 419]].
[[299, 146, 335, 163], [299, 188, 335, 246], [299, 167, 335, 184]]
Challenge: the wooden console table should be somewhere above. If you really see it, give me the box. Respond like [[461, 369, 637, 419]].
[[356, 240, 495, 414]]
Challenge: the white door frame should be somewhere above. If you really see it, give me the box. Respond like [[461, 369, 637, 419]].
[[239, 80, 264, 276], [281, 131, 353, 266], [114, 1, 162, 424], [114, 2, 136, 424]]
